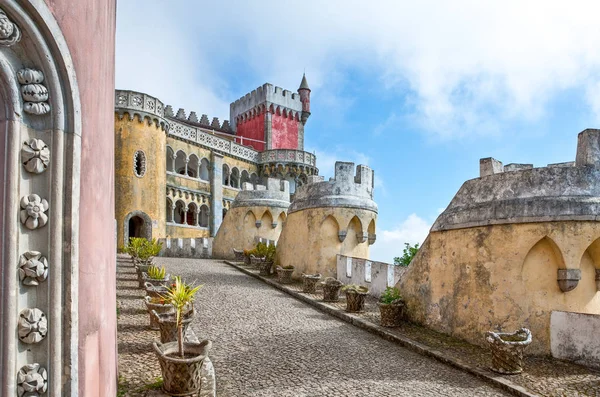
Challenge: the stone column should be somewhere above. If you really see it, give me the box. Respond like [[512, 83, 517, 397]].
[[210, 152, 223, 237], [298, 121, 305, 151], [184, 158, 189, 176], [170, 154, 176, 172], [195, 208, 200, 226]]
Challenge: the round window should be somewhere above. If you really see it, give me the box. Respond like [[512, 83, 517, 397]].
[[134, 150, 146, 177]]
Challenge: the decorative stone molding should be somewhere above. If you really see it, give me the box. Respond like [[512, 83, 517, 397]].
[[356, 232, 368, 244], [0, 8, 21, 47], [338, 230, 347, 242], [255, 220, 262, 228], [20, 194, 49, 230], [17, 69, 50, 115], [133, 150, 146, 177], [595, 269, 600, 291], [21, 139, 50, 174], [557, 269, 581, 292], [16, 364, 48, 397], [368, 233, 376, 245], [18, 308, 48, 344], [271, 222, 278, 228], [18, 251, 49, 286]]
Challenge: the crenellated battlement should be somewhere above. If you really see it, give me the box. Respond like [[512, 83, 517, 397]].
[[164, 105, 232, 133], [231, 177, 291, 209], [230, 83, 303, 131], [289, 161, 377, 214]]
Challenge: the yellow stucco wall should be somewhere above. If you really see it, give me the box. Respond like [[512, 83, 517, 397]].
[[212, 206, 287, 259], [115, 115, 166, 249], [166, 224, 210, 239], [399, 221, 600, 355], [276, 207, 376, 278]]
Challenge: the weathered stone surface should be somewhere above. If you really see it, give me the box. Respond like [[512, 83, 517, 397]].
[[551, 311, 600, 369]]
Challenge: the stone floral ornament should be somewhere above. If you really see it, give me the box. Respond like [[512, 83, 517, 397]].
[[16, 363, 48, 397], [18, 308, 48, 344], [21, 138, 50, 174], [0, 8, 21, 47], [17, 68, 50, 115], [19, 251, 49, 286], [20, 194, 49, 230]]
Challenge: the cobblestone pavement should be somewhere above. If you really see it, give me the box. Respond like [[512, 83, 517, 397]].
[[228, 261, 600, 397], [118, 255, 512, 397]]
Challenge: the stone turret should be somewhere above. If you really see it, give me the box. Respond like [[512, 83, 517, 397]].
[[298, 73, 311, 124], [212, 178, 291, 259], [276, 162, 378, 277]]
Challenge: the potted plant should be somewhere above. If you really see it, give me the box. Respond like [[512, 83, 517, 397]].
[[321, 277, 343, 302], [153, 276, 209, 396], [144, 282, 170, 299], [251, 242, 267, 268], [232, 248, 245, 262], [301, 273, 321, 293], [130, 238, 162, 287], [342, 284, 369, 312], [144, 295, 173, 330], [378, 287, 405, 327], [259, 244, 276, 276], [127, 237, 145, 266], [485, 328, 532, 374], [153, 306, 195, 343], [143, 265, 170, 287], [276, 265, 294, 284], [243, 249, 253, 265]]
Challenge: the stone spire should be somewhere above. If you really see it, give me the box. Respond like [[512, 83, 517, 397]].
[[298, 73, 311, 124], [299, 73, 310, 91]]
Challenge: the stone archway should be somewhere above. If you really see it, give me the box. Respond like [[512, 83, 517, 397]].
[[124, 210, 152, 246]]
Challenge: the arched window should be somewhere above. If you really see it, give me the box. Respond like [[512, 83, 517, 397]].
[[134, 150, 146, 177], [175, 151, 186, 175], [187, 202, 198, 226], [241, 170, 250, 187], [188, 154, 199, 178], [231, 168, 240, 188], [166, 146, 174, 172], [166, 198, 174, 222], [200, 158, 210, 181], [174, 200, 186, 224], [222, 164, 230, 186], [200, 205, 209, 228]]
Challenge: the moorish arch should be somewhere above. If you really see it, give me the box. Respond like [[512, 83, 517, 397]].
[[123, 210, 152, 245]]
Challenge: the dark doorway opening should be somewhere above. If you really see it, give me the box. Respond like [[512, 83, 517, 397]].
[[128, 216, 145, 239]]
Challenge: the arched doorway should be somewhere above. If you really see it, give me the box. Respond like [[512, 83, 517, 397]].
[[123, 210, 152, 246]]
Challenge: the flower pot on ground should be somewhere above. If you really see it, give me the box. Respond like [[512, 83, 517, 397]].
[[144, 296, 174, 330], [144, 282, 170, 299], [143, 265, 170, 287], [232, 248, 245, 262], [153, 307, 195, 343], [259, 244, 276, 276], [343, 285, 369, 313], [378, 287, 405, 327], [128, 237, 162, 268], [153, 340, 211, 397], [486, 328, 532, 374], [249, 254, 265, 268], [135, 263, 151, 288], [302, 273, 321, 293], [152, 276, 207, 397], [259, 260, 273, 276], [321, 277, 343, 302], [276, 266, 294, 284]]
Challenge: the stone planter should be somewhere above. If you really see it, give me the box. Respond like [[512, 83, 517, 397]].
[[143, 272, 171, 287], [259, 260, 273, 276], [321, 278, 343, 302], [301, 273, 321, 293], [144, 296, 174, 330], [153, 340, 212, 397], [153, 308, 195, 344], [276, 266, 294, 284], [485, 328, 532, 374], [250, 255, 265, 268], [344, 287, 369, 313], [233, 248, 245, 262], [135, 263, 151, 288], [144, 282, 170, 299], [243, 254, 251, 266], [378, 301, 404, 327]]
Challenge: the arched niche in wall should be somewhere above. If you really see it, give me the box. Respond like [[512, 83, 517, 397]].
[[123, 210, 152, 245], [0, 2, 82, 395]]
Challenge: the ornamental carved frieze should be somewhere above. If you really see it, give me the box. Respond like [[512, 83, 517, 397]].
[[18, 308, 48, 344], [17, 69, 50, 115], [18, 251, 48, 286], [20, 194, 49, 230], [21, 139, 50, 174], [16, 364, 48, 397], [0, 8, 21, 47]]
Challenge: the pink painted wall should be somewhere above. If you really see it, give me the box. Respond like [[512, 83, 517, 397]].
[[45, 1, 117, 396], [271, 113, 299, 150], [237, 113, 266, 151]]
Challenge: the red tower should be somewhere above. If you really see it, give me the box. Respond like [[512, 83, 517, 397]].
[[230, 74, 312, 151]]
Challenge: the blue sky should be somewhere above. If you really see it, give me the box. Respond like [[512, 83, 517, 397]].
[[116, 0, 600, 262]]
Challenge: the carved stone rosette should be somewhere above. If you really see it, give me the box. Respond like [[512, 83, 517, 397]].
[[0, 8, 21, 47], [18, 251, 49, 286], [17, 69, 50, 115], [21, 139, 50, 174], [20, 194, 49, 230], [16, 363, 48, 397], [18, 308, 48, 344]]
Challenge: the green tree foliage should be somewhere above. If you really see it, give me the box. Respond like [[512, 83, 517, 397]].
[[393, 242, 420, 267]]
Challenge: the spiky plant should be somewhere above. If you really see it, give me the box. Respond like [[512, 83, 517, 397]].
[[163, 276, 202, 357], [147, 265, 167, 280]]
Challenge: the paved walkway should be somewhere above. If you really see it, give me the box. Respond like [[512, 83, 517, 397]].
[[117, 255, 511, 396]]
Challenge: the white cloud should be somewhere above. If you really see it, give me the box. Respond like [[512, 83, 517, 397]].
[[369, 214, 431, 263], [117, 0, 600, 138]]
